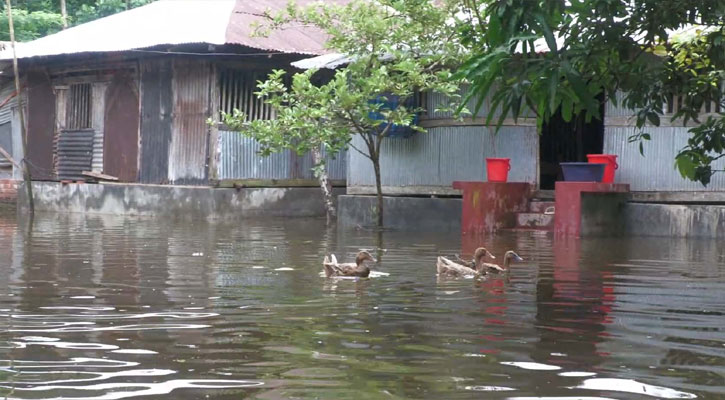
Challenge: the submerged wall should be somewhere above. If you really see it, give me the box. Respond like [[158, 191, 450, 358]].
[[19, 182, 342, 219], [624, 203, 725, 238], [337, 195, 461, 232]]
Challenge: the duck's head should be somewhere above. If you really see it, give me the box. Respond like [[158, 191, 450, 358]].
[[473, 247, 496, 262], [355, 251, 376, 265], [505, 250, 524, 262]]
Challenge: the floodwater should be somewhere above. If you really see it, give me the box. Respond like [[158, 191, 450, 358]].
[[0, 212, 723, 400]]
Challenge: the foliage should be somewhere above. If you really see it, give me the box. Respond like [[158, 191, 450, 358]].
[[675, 115, 725, 185], [222, 0, 464, 226], [0, 0, 154, 41], [0, 8, 63, 41], [73, 0, 152, 24], [456, 0, 725, 185]]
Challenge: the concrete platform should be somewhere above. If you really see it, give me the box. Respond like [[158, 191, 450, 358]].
[[453, 181, 532, 234], [18, 181, 343, 220], [554, 182, 630, 237]]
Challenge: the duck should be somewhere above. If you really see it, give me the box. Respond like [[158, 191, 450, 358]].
[[480, 250, 524, 273], [322, 250, 376, 278], [436, 247, 496, 278]]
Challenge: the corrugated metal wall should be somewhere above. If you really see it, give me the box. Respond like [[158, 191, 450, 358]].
[[0, 122, 11, 168], [218, 130, 347, 181], [139, 59, 173, 184], [0, 84, 15, 125], [91, 82, 108, 172], [26, 70, 56, 180], [604, 126, 725, 191], [56, 129, 94, 181], [348, 88, 538, 195], [0, 83, 16, 170], [604, 96, 725, 191], [103, 74, 140, 182], [169, 59, 212, 184], [347, 126, 537, 194]]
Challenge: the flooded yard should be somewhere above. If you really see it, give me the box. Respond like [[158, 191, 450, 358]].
[[0, 212, 723, 399]]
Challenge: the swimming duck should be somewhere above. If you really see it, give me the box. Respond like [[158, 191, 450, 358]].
[[322, 250, 376, 278], [480, 250, 524, 273], [437, 247, 496, 278]]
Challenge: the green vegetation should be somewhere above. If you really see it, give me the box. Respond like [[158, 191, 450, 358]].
[[456, 0, 725, 185], [0, 0, 154, 41], [222, 0, 465, 227]]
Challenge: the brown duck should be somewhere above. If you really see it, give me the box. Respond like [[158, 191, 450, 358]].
[[436, 247, 496, 278], [323, 251, 376, 278], [480, 250, 524, 273]]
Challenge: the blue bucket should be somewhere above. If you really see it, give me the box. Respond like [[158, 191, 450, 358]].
[[560, 162, 606, 182]]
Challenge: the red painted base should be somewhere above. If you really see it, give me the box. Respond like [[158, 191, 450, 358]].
[[554, 182, 629, 237], [453, 181, 532, 235]]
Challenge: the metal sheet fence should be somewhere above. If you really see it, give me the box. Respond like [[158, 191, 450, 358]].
[[604, 126, 725, 191], [347, 126, 538, 192], [218, 130, 346, 181]]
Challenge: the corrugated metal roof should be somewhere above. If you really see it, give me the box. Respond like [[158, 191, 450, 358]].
[[0, 0, 332, 61], [225, 0, 332, 55]]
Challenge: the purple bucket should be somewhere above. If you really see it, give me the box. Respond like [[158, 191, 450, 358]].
[[560, 162, 606, 182]]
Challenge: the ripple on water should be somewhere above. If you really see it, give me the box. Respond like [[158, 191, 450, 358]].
[[0, 216, 722, 399], [574, 378, 697, 399]]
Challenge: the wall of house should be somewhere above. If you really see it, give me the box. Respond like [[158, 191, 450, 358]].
[[0, 81, 26, 182], [23, 56, 347, 188], [603, 100, 725, 191], [346, 89, 539, 195], [217, 130, 347, 185]]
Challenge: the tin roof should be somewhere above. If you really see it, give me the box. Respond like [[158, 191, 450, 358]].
[[0, 0, 331, 61]]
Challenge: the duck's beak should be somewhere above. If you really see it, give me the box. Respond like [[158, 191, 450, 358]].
[[513, 254, 524, 262], [488, 253, 496, 259]]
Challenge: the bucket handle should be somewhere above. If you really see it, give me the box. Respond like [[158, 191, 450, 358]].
[[508, 164, 511, 171], [614, 162, 619, 170]]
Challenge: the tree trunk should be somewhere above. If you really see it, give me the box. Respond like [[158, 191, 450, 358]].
[[60, 0, 68, 28], [311, 146, 336, 225], [372, 152, 383, 228]]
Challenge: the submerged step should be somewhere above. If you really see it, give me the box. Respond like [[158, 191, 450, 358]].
[[516, 212, 554, 229], [528, 201, 555, 213]]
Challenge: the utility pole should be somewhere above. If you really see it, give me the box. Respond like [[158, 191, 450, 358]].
[[5, 0, 34, 214], [60, 0, 68, 28]]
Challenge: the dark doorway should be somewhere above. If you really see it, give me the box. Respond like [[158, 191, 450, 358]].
[[104, 75, 139, 182], [539, 102, 604, 189]]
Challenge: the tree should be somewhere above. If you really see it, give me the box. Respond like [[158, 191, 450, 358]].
[[456, 0, 725, 185], [222, 0, 464, 227], [0, 0, 154, 41]]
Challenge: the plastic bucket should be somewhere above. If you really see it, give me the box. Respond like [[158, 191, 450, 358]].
[[587, 154, 618, 183], [560, 162, 606, 182], [486, 158, 511, 182]]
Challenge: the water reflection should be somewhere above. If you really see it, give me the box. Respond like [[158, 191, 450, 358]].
[[0, 212, 721, 399]]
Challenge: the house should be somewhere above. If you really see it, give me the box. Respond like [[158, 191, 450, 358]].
[[296, 46, 725, 236], [0, 0, 346, 190]]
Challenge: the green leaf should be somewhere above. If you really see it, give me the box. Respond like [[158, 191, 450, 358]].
[[561, 98, 573, 122]]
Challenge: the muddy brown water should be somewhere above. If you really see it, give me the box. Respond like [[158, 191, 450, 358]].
[[0, 212, 723, 399]]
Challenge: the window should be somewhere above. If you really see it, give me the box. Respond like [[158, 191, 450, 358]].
[[66, 83, 92, 129], [219, 68, 276, 121], [665, 93, 721, 115]]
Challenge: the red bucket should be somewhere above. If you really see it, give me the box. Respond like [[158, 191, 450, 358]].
[[587, 154, 618, 183], [486, 158, 511, 182]]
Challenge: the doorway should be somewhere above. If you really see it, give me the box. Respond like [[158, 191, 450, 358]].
[[539, 104, 604, 190]]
